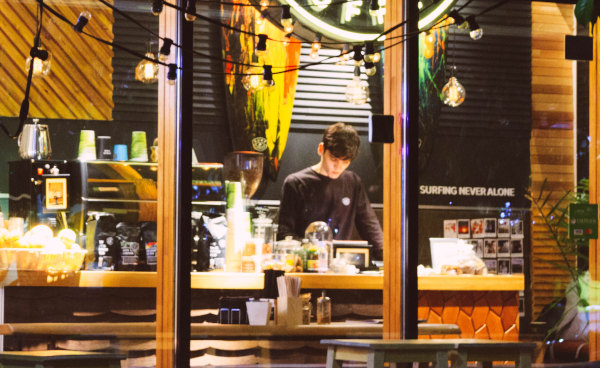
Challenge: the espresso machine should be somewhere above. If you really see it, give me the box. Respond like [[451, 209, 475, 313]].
[[8, 159, 74, 232]]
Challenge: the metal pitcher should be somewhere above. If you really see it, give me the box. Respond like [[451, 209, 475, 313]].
[[18, 118, 52, 159]]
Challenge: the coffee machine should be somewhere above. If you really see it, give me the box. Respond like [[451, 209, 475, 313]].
[[8, 159, 74, 232]]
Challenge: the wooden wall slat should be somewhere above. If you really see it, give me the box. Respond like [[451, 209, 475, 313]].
[[530, 1, 575, 321]]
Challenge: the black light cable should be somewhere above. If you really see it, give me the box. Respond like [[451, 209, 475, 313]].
[[0, 0, 45, 139]]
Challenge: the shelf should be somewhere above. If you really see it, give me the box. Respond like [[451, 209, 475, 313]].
[[4, 271, 524, 291]]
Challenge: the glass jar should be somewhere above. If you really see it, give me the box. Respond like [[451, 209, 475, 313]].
[[275, 236, 304, 272], [316, 290, 331, 324], [304, 221, 333, 273]]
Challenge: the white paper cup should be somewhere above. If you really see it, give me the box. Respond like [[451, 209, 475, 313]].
[[246, 300, 270, 325]]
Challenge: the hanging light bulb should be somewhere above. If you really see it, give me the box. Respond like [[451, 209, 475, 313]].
[[73, 11, 92, 32], [283, 33, 292, 47], [466, 15, 483, 40], [135, 52, 159, 84], [441, 67, 466, 107], [336, 44, 350, 65], [185, 0, 196, 21], [242, 64, 263, 92], [25, 46, 51, 78], [159, 38, 173, 62], [152, 0, 163, 15], [369, 0, 385, 16], [352, 45, 364, 66], [262, 65, 275, 88], [256, 10, 268, 26], [281, 5, 293, 33], [363, 42, 381, 63], [255, 34, 268, 58], [345, 66, 369, 105], [364, 62, 377, 76], [260, 0, 269, 9], [310, 34, 322, 59], [167, 63, 177, 85], [448, 10, 467, 29]]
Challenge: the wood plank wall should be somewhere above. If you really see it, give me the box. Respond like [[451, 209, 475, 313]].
[[530, 2, 575, 320], [0, 0, 114, 120]]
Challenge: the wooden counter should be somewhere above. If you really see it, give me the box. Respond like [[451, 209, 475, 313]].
[[3, 271, 525, 291]]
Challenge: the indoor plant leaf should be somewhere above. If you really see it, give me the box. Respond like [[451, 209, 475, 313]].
[[575, 0, 596, 27]]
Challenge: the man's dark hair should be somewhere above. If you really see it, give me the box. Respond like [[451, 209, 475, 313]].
[[322, 122, 360, 161]]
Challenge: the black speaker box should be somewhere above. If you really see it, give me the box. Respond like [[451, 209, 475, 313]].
[[565, 35, 593, 61], [369, 114, 394, 143]]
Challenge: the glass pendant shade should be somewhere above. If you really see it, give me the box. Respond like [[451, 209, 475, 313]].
[[242, 65, 264, 92], [135, 53, 159, 84], [25, 47, 52, 78], [441, 76, 466, 107], [345, 76, 369, 105]]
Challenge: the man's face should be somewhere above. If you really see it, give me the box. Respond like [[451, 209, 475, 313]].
[[319, 146, 351, 179]]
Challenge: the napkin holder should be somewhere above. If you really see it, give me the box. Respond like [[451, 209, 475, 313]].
[[276, 296, 303, 326]]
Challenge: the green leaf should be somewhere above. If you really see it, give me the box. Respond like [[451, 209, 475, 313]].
[[575, 0, 596, 27]]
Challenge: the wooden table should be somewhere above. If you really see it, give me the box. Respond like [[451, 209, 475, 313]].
[[321, 339, 457, 368], [0, 322, 460, 339], [0, 350, 124, 368], [321, 339, 537, 368]]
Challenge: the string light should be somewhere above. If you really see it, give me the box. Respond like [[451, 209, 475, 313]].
[[25, 45, 51, 78], [448, 10, 467, 29], [255, 34, 268, 58], [310, 34, 322, 59], [364, 61, 376, 76], [336, 44, 350, 65], [352, 45, 364, 66], [466, 15, 483, 40], [369, 0, 385, 16], [159, 38, 173, 62], [152, 0, 163, 15], [260, 0, 269, 9], [281, 5, 293, 33], [345, 66, 369, 105], [283, 33, 292, 47], [364, 42, 380, 63], [441, 66, 465, 107], [167, 63, 177, 85], [262, 65, 275, 87], [242, 64, 263, 92], [185, 0, 196, 21], [256, 10, 268, 26], [135, 52, 159, 84], [73, 11, 91, 32]]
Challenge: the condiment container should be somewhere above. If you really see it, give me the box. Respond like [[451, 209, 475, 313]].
[[305, 221, 333, 273], [316, 290, 331, 324], [275, 236, 304, 273]]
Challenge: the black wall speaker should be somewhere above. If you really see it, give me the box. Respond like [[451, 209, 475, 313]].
[[369, 114, 394, 143], [565, 35, 593, 61]]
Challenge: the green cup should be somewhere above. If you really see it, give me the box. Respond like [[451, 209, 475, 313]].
[[226, 181, 243, 209], [78, 130, 96, 161], [130, 131, 148, 162]]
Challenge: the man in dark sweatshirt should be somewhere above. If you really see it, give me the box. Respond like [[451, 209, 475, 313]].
[[278, 122, 383, 261]]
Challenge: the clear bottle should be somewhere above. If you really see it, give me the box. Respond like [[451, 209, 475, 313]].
[[316, 290, 331, 324]]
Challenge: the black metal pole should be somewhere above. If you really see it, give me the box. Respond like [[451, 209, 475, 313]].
[[402, 0, 419, 339], [175, 0, 193, 366]]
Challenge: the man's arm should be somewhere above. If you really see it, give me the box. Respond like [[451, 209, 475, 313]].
[[277, 178, 301, 240], [353, 177, 384, 261]]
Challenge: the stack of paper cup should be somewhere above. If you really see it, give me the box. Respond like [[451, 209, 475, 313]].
[[78, 130, 96, 161], [130, 131, 149, 162]]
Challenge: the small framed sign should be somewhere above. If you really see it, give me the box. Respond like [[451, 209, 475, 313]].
[[336, 248, 370, 268], [45, 177, 67, 210]]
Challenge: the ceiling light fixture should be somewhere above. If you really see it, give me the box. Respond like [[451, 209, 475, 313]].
[[281, 5, 294, 33], [73, 11, 92, 32], [345, 66, 369, 105], [135, 52, 159, 84], [441, 66, 466, 107]]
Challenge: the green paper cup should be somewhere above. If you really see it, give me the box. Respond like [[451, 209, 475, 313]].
[[130, 131, 148, 162], [78, 130, 96, 161], [226, 181, 243, 209]]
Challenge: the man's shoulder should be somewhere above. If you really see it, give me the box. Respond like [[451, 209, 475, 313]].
[[284, 167, 318, 184]]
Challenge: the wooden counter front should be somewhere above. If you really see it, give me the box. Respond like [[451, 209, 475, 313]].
[[5, 271, 525, 291]]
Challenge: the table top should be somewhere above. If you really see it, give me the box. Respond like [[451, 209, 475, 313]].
[[320, 338, 537, 350], [0, 350, 125, 362], [0, 322, 459, 339]]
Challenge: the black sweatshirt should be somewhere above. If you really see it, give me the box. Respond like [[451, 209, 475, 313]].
[[278, 167, 383, 260]]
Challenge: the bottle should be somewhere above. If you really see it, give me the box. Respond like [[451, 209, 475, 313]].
[[316, 290, 331, 324]]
